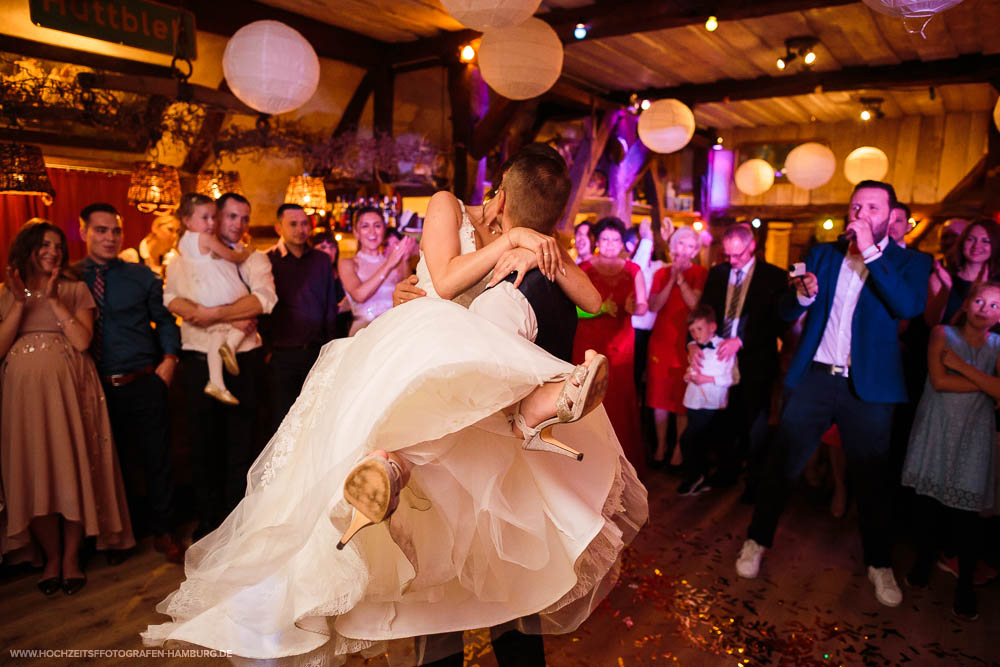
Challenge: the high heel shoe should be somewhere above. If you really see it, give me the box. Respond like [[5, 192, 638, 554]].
[[336, 451, 408, 550], [514, 354, 609, 461]]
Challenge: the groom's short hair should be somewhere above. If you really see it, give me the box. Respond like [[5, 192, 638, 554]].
[[500, 143, 571, 235]]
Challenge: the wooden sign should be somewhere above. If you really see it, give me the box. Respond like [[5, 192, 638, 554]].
[[29, 0, 197, 59]]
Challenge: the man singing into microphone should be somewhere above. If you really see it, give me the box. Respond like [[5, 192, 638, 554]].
[[734, 180, 932, 608]]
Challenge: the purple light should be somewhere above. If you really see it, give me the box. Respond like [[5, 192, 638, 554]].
[[708, 148, 734, 211]]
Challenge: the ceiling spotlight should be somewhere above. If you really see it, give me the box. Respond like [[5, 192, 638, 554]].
[[459, 44, 476, 62], [859, 96, 885, 121], [574, 23, 588, 39], [751, 218, 762, 228], [712, 136, 724, 151], [776, 36, 819, 71], [823, 218, 834, 230], [705, 15, 719, 32]]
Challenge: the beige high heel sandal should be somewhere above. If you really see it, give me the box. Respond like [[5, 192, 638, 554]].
[[336, 451, 408, 549], [513, 353, 609, 461]]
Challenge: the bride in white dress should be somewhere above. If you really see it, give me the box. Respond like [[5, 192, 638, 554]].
[[142, 145, 648, 664]]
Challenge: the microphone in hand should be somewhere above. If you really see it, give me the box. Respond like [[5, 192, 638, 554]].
[[837, 228, 856, 243]]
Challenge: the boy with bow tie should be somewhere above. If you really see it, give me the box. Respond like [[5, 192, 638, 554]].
[[677, 304, 737, 495]]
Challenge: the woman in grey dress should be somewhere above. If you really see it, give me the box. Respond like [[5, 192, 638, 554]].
[[902, 282, 1000, 620]]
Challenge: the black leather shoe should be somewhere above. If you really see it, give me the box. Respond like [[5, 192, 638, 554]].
[[37, 578, 62, 596], [106, 549, 130, 566], [62, 575, 87, 596]]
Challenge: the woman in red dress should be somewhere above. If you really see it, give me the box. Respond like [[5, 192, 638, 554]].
[[645, 226, 707, 467], [573, 217, 648, 474]]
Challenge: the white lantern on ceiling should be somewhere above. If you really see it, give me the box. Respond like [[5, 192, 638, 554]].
[[734, 159, 775, 196], [223, 21, 320, 115], [637, 99, 696, 154], [783, 142, 836, 190], [861, 0, 965, 34], [478, 18, 563, 100], [441, 0, 542, 31], [843, 146, 889, 185], [993, 97, 1000, 132]]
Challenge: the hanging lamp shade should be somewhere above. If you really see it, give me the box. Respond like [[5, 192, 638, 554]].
[[223, 21, 320, 115], [0, 143, 55, 205], [783, 142, 836, 190], [993, 96, 1000, 133], [478, 18, 563, 100], [843, 146, 889, 185], [861, 0, 965, 34], [734, 158, 775, 196], [285, 175, 327, 215], [637, 99, 696, 154], [127, 162, 181, 214], [440, 0, 542, 30], [196, 170, 244, 200]]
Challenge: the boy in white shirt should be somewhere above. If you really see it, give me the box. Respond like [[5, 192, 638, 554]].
[[677, 304, 738, 495]]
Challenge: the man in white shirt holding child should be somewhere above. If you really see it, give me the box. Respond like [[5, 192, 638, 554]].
[[677, 304, 738, 496]]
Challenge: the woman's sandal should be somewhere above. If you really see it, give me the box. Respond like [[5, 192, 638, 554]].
[[513, 354, 609, 461], [335, 450, 409, 550]]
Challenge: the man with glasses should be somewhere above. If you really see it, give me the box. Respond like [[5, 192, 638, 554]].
[[692, 224, 788, 496]]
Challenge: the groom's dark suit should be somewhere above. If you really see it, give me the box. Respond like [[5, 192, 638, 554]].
[[747, 239, 932, 567], [420, 268, 575, 666]]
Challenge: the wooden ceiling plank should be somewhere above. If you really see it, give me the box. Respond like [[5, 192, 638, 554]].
[[570, 34, 689, 87], [866, 13, 921, 62], [829, 4, 901, 66], [940, 0, 985, 55], [575, 39, 676, 89], [799, 7, 866, 66], [668, 25, 766, 82]]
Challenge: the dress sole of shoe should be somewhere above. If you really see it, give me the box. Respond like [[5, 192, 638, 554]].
[[343, 459, 391, 524]]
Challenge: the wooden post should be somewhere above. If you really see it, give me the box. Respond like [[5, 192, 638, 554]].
[[373, 65, 395, 138], [984, 120, 1000, 218], [447, 62, 474, 201], [609, 137, 651, 223], [560, 110, 619, 231]]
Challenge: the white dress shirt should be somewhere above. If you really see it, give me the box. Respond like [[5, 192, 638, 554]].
[[631, 238, 662, 331], [683, 335, 737, 410], [164, 247, 278, 353], [469, 282, 538, 343], [722, 256, 755, 339], [800, 237, 890, 367]]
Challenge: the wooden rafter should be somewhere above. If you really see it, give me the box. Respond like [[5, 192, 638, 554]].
[[1, 36, 174, 77], [332, 71, 375, 138], [77, 72, 258, 114], [470, 98, 525, 159], [181, 109, 227, 173], [626, 54, 1000, 105], [560, 110, 619, 230]]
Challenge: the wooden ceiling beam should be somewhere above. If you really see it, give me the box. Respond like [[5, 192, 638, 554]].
[[626, 53, 1000, 105], [77, 72, 259, 114], [0, 36, 174, 77], [157, 0, 386, 68], [386, 0, 855, 65]]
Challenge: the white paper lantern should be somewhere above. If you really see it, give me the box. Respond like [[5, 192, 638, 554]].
[[862, 0, 965, 34], [993, 97, 1000, 133], [784, 142, 836, 190], [637, 99, 696, 154], [441, 0, 542, 31], [843, 146, 889, 185], [223, 21, 320, 115], [478, 18, 563, 100], [734, 159, 775, 196]]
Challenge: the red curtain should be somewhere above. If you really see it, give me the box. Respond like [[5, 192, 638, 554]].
[[0, 168, 156, 264]]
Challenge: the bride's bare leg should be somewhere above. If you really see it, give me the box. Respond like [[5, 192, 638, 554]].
[[507, 350, 598, 438]]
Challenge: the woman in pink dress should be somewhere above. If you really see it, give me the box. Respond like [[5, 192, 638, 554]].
[[573, 217, 648, 474], [645, 226, 707, 467], [0, 220, 134, 596]]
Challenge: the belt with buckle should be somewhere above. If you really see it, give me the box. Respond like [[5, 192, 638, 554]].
[[102, 364, 157, 387], [812, 361, 849, 378]]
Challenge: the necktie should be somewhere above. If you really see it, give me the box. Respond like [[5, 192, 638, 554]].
[[697, 341, 715, 350], [92, 264, 108, 361], [723, 268, 745, 337]]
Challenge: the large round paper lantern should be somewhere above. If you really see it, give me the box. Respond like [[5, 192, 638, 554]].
[[223, 21, 320, 115], [441, 0, 542, 31], [784, 142, 836, 190], [843, 146, 889, 185], [637, 99, 696, 154], [993, 96, 1000, 132], [861, 0, 965, 34], [478, 18, 563, 100], [734, 159, 775, 196]]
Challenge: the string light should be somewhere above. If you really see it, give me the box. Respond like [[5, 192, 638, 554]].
[[751, 218, 761, 228], [693, 220, 704, 232], [823, 218, 834, 230], [574, 23, 588, 39], [640, 98, 651, 111], [705, 15, 719, 31], [459, 44, 476, 62]]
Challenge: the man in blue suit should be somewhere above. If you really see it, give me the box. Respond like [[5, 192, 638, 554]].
[[735, 181, 933, 608]]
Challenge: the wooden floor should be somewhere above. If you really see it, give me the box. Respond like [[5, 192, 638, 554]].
[[1, 472, 996, 666]]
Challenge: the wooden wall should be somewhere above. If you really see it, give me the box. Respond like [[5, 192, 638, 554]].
[[719, 111, 992, 207]]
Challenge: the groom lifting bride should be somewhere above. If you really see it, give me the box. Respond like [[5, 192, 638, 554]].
[[143, 144, 648, 665]]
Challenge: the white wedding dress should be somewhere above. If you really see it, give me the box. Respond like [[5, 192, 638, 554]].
[[142, 204, 648, 665]]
